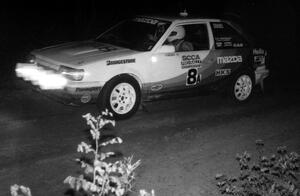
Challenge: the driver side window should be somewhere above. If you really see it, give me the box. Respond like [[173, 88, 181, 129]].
[[165, 24, 210, 52], [184, 24, 210, 51]]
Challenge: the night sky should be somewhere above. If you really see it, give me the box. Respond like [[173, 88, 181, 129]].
[[0, 0, 298, 82]]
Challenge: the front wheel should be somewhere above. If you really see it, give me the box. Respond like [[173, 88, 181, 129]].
[[228, 72, 254, 103], [97, 77, 141, 120]]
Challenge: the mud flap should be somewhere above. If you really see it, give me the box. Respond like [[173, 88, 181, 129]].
[[255, 66, 269, 92]]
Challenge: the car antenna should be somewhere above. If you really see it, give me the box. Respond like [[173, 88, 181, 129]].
[[179, 9, 188, 17]]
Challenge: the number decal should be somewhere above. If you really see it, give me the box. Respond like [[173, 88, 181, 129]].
[[186, 68, 201, 86]]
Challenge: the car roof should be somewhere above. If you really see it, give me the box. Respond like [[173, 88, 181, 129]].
[[135, 14, 255, 46], [137, 15, 221, 23]]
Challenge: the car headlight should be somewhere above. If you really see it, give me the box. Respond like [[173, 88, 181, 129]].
[[59, 65, 85, 81]]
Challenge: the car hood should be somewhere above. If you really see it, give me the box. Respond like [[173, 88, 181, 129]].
[[32, 40, 139, 67]]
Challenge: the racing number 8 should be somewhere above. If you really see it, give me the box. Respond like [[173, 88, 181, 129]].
[[186, 68, 200, 86]]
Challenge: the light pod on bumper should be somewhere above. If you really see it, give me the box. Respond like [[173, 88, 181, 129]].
[[15, 63, 68, 90]]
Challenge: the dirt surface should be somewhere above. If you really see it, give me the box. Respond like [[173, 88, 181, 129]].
[[0, 75, 300, 196]]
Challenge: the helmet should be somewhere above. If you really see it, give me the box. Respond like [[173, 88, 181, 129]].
[[167, 26, 185, 42]]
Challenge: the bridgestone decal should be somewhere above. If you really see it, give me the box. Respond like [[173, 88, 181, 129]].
[[106, 58, 136, 66]]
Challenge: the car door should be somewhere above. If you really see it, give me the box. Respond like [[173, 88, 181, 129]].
[[177, 23, 215, 88], [148, 23, 214, 94], [210, 21, 251, 81]]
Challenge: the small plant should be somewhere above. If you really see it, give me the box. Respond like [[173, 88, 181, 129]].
[[10, 185, 154, 196], [216, 140, 300, 196], [10, 184, 32, 196], [139, 189, 155, 196], [64, 111, 141, 196]]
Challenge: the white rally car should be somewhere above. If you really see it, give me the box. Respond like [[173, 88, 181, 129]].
[[16, 15, 269, 119]]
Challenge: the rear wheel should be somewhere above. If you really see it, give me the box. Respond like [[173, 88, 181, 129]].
[[97, 76, 141, 120], [228, 71, 254, 103]]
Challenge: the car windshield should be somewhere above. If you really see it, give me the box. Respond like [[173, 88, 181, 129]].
[[96, 17, 171, 51]]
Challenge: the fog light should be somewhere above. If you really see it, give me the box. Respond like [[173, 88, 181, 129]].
[[81, 94, 91, 103]]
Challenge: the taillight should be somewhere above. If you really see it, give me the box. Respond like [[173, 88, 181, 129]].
[[253, 48, 267, 68]]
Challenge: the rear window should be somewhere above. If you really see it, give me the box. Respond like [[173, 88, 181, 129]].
[[210, 22, 248, 49]]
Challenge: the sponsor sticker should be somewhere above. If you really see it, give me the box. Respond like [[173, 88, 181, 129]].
[[224, 41, 233, 47], [106, 58, 136, 66], [151, 84, 163, 91], [76, 87, 101, 92], [214, 37, 238, 49], [254, 55, 265, 65], [181, 55, 202, 69], [233, 43, 244, 48], [133, 17, 158, 25], [215, 69, 231, 76], [215, 37, 232, 42], [253, 48, 265, 55], [212, 23, 224, 29], [216, 42, 223, 48], [217, 55, 242, 64]]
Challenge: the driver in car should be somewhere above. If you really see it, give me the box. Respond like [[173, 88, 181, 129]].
[[166, 26, 194, 52]]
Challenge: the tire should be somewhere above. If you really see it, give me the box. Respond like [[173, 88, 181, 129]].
[[97, 76, 141, 120], [228, 71, 254, 103]]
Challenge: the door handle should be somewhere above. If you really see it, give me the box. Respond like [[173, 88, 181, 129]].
[[165, 53, 175, 57]]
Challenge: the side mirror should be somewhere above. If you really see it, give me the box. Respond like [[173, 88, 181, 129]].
[[156, 45, 175, 53]]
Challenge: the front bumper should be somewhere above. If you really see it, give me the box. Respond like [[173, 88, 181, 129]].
[[20, 78, 102, 105], [16, 63, 102, 105], [40, 86, 101, 105]]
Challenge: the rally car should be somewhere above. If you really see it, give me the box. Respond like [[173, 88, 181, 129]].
[[16, 14, 269, 119]]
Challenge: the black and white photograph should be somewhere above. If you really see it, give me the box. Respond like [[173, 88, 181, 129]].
[[0, 0, 299, 195]]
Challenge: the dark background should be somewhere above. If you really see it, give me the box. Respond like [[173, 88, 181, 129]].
[[0, 0, 298, 86]]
